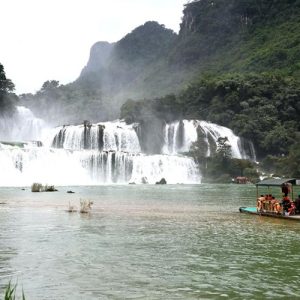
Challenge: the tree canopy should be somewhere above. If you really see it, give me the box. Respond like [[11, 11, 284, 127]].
[[0, 63, 17, 116]]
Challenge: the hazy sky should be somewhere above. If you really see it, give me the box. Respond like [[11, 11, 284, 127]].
[[0, 0, 187, 94]]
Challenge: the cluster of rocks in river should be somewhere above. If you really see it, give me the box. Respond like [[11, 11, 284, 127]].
[[129, 177, 167, 185]]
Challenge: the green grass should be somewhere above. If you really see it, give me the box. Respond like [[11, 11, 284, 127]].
[[3, 282, 25, 300]]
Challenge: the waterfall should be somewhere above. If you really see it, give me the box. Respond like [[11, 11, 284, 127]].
[[0, 106, 46, 142], [0, 108, 201, 186], [0, 144, 200, 186], [162, 120, 256, 160], [130, 154, 200, 184], [50, 121, 141, 152], [0, 107, 257, 186]]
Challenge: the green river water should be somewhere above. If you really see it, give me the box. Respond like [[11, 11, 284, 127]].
[[0, 184, 300, 299]]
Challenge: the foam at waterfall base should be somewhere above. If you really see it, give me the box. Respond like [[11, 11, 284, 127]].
[[0, 146, 201, 186]]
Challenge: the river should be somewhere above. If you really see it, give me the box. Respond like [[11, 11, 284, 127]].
[[0, 184, 300, 299]]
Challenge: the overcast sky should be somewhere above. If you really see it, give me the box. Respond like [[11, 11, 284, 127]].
[[0, 0, 187, 94]]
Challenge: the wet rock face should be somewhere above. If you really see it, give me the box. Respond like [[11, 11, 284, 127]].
[[176, 120, 185, 150], [80, 41, 114, 77], [97, 125, 105, 151], [136, 119, 165, 154], [83, 122, 92, 149], [52, 127, 66, 148]]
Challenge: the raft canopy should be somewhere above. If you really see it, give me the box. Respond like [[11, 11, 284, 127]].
[[256, 178, 297, 187]]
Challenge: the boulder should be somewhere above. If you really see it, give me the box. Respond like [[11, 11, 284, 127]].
[[155, 178, 167, 185]]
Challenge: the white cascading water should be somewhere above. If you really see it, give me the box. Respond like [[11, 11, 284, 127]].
[[0, 107, 201, 186], [130, 155, 199, 184], [162, 120, 255, 160], [48, 121, 141, 152], [0, 106, 46, 141]]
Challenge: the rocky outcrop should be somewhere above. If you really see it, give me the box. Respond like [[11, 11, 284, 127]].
[[80, 41, 114, 77], [155, 178, 167, 185]]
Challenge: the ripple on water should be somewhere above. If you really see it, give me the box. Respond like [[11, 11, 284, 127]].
[[0, 184, 300, 299]]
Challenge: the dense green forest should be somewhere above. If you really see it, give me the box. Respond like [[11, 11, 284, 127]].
[[0, 64, 17, 116], [173, 0, 300, 77]]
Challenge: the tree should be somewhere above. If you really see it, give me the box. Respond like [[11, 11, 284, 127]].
[[0, 63, 15, 92], [0, 63, 17, 115]]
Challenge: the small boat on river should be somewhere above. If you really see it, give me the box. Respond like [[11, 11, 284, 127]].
[[239, 178, 300, 221]]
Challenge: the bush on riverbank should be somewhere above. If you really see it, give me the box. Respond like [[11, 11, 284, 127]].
[[31, 183, 58, 192]]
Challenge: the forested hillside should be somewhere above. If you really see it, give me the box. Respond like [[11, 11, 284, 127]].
[[0, 64, 17, 116], [119, 0, 300, 178], [173, 0, 300, 77], [15, 0, 300, 177]]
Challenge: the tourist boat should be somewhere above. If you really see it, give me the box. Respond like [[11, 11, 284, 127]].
[[239, 178, 300, 221]]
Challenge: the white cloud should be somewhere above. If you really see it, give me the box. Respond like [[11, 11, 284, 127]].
[[0, 0, 187, 94]]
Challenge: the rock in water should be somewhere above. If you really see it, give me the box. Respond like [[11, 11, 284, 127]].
[[155, 178, 167, 185], [44, 185, 58, 192]]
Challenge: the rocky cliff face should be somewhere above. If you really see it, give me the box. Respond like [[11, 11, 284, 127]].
[[80, 41, 114, 77], [78, 21, 177, 98]]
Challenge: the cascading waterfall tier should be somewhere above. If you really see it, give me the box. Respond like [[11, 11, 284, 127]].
[[50, 121, 141, 152], [162, 120, 256, 161]]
